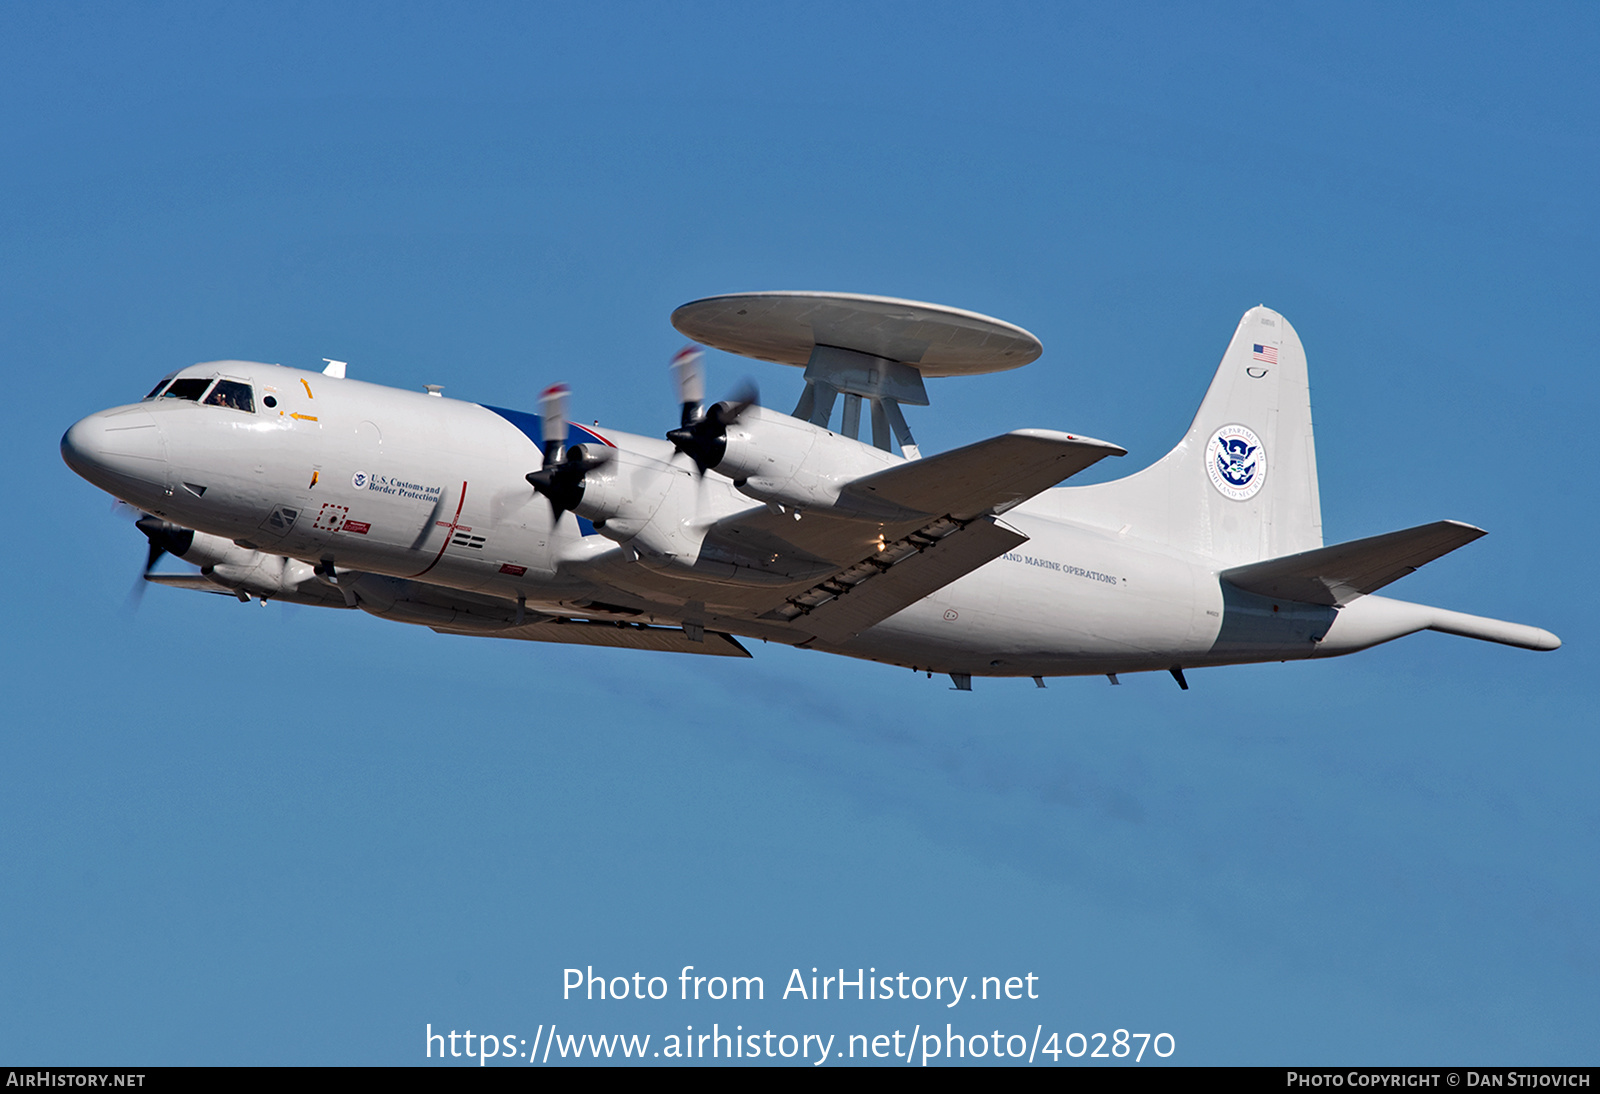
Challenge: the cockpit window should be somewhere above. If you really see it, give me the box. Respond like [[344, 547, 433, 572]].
[[160, 378, 212, 402], [203, 379, 255, 413], [142, 375, 175, 400]]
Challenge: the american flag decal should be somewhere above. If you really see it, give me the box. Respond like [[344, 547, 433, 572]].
[[1252, 344, 1279, 364]]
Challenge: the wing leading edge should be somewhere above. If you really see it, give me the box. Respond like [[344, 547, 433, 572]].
[[840, 429, 1126, 521]]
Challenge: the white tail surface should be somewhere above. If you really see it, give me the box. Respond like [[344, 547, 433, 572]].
[[1057, 306, 1323, 566]]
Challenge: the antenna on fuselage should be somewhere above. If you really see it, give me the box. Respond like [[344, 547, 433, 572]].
[[322, 359, 347, 378]]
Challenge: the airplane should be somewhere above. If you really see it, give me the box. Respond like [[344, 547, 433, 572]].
[[59, 291, 1559, 691]]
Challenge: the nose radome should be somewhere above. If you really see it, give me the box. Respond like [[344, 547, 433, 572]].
[[60, 415, 103, 477], [61, 408, 167, 493]]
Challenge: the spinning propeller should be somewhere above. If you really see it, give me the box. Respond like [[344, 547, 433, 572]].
[[127, 514, 193, 608], [664, 346, 757, 476], [524, 383, 611, 519]]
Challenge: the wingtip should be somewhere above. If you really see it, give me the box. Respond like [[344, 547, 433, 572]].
[[1009, 428, 1126, 455]]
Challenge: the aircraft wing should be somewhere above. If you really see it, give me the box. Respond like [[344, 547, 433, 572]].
[[702, 430, 1121, 643], [839, 429, 1125, 521], [144, 572, 235, 595], [1220, 520, 1487, 606], [766, 514, 1027, 643], [432, 619, 752, 657], [146, 568, 359, 609]]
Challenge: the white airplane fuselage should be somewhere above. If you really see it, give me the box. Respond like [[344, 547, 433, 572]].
[[64, 352, 1554, 682]]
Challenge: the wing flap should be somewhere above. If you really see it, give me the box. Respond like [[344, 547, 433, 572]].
[[1221, 520, 1486, 606], [431, 619, 752, 657], [839, 429, 1125, 521], [768, 515, 1027, 643]]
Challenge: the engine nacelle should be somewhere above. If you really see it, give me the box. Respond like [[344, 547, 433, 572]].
[[568, 441, 820, 586], [146, 523, 345, 604], [569, 447, 673, 529], [714, 406, 902, 514], [208, 555, 326, 600], [160, 526, 255, 570], [166, 527, 312, 597]]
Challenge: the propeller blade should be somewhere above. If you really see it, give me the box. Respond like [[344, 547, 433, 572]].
[[666, 381, 758, 476], [720, 378, 758, 423], [671, 345, 705, 428], [537, 383, 570, 468], [128, 516, 194, 611], [528, 381, 605, 519], [127, 541, 164, 610], [135, 516, 194, 563]]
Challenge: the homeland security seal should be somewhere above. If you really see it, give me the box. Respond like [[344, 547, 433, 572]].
[[1205, 424, 1266, 501]]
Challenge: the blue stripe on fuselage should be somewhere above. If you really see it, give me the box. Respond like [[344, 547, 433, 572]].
[[481, 403, 603, 537]]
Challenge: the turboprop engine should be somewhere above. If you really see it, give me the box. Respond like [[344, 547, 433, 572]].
[[523, 382, 773, 583], [134, 515, 557, 624], [692, 403, 901, 513], [525, 372, 848, 587], [133, 516, 342, 605], [664, 349, 903, 518]]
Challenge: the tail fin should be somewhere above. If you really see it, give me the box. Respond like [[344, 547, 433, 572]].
[[1061, 305, 1322, 565]]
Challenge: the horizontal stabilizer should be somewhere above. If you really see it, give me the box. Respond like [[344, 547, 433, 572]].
[[840, 429, 1124, 521], [432, 619, 752, 657], [1221, 520, 1486, 606]]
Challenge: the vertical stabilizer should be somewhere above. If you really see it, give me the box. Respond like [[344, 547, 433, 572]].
[[1060, 306, 1322, 565]]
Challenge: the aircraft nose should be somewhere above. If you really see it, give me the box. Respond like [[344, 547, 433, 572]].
[[61, 407, 168, 497]]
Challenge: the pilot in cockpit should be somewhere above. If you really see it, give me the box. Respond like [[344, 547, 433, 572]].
[[203, 380, 255, 413]]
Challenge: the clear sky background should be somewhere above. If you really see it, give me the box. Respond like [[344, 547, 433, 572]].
[[3, 1, 1595, 1066]]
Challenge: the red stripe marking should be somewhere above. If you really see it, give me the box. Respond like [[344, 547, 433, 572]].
[[570, 423, 615, 448], [409, 481, 468, 578]]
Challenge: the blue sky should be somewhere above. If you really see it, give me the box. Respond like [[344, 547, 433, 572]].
[[3, 1, 1595, 1065]]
